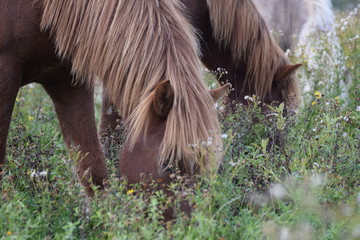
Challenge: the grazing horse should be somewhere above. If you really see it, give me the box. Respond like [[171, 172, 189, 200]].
[[253, 0, 335, 50], [0, 0, 227, 196], [100, 0, 302, 134]]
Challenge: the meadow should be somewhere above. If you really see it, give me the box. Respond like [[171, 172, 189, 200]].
[[1, 6, 359, 240]]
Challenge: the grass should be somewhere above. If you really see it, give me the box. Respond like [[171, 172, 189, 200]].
[[1, 6, 360, 240]]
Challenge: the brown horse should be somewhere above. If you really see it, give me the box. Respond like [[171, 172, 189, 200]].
[[100, 0, 302, 134], [0, 0, 227, 196]]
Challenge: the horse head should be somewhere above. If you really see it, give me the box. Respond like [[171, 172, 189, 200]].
[[120, 80, 230, 185]]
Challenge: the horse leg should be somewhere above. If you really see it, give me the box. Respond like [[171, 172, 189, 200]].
[[0, 57, 22, 173], [42, 75, 108, 196]]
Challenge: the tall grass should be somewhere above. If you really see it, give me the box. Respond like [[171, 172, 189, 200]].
[[1, 6, 359, 240]]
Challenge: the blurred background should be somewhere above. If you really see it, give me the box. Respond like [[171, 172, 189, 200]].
[[333, 0, 359, 9]]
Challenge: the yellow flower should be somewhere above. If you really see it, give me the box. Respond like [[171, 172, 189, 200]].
[[314, 91, 322, 99], [28, 116, 34, 121], [16, 97, 20, 102], [335, 96, 339, 100], [312, 101, 317, 106], [127, 189, 134, 194], [6, 231, 12, 236]]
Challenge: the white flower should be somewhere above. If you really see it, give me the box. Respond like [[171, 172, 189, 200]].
[[229, 161, 238, 167], [342, 133, 348, 137], [218, 106, 225, 111], [39, 171, 48, 177], [280, 227, 290, 240], [221, 134, 228, 139], [310, 173, 324, 188], [207, 137, 213, 146], [312, 128, 317, 132], [244, 95, 250, 100], [343, 116, 349, 122], [356, 106, 360, 112], [30, 169, 39, 178], [106, 107, 113, 115], [269, 183, 287, 200], [285, 48, 291, 57]]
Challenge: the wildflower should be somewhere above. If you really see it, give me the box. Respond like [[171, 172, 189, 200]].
[[30, 169, 39, 178], [343, 116, 349, 122], [314, 91, 322, 99], [207, 137, 213, 146], [312, 101, 317, 106], [342, 133, 348, 137], [229, 161, 238, 167], [28, 116, 34, 121], [127, 189, 134, 194], [106, 107, 113, 115], [221, 134, 228, 139], [39, 171, 47, 177], [310, 173, 324, 187], [280, 227, 290, 240], [285, 48, 291, 57], [218, 105, 225, 111], [269, 183, 287, 200], [335, 96, 339, 100], [356, 106, 360, 112], [16, 97, 20, 102], [312, 128, 317, 132], [244, 95, 250, 100], [6, 231, 12, 236]]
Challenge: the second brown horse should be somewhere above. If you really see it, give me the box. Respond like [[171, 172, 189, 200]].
[[100, 0, 302, 133]]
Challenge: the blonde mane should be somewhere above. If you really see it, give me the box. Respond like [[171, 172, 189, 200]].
[[40, 0, 222, 173], [206, 0, 300, 108]]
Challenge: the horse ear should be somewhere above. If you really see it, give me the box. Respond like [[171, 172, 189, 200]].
[[274, 64, 302, 82], [210, 83, 231, 101], [153, 79, 174, 119]]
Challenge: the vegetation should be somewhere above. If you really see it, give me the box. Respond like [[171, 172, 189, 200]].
[[1, 6, 359, 240], [333, 0, 359, 10]]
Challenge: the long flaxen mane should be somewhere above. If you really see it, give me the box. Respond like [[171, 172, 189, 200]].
[[206, 0, 300, 109], [40, 0, 222, 173]]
